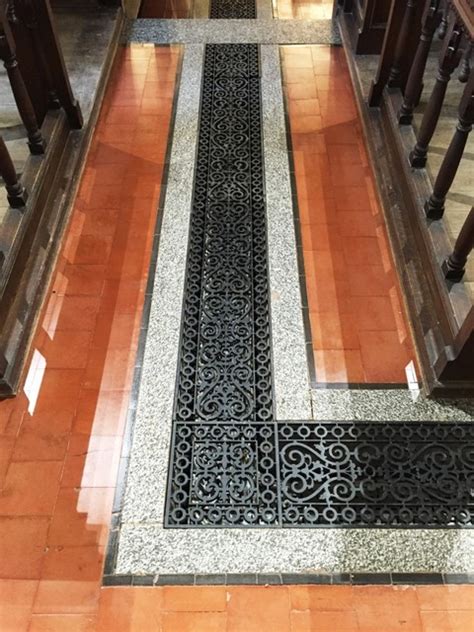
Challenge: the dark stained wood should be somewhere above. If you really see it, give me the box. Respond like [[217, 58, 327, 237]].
[[29, 0, 83, 128], [388, 0, 421, 87], [398, 0, 443, 124], [368, 1, 407, 105], [0, 135, 27, 207], [0, 12, 46, 154], [425, 72, 473, 218], [409, 15, 464, 167], [339, 11, 474, 393], [459, 41, 472, 82], [341, 0, 394, 55], [442, 207, 474, 281]]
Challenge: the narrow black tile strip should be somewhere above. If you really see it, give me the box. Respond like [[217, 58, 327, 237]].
[[391, 573, 444, 585], [102, 572, 474, 586], [352, 573, 392, 585], [210, 0, 256, 19]]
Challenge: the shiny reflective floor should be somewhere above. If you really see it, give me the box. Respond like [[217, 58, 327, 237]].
[[1, 3, 474, 630], [274, 0, 333, 19]]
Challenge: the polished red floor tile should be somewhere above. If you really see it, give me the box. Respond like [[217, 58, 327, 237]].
[[283, 44, 418, 384]]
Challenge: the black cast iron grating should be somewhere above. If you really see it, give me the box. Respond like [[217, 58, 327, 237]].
[[164, 43, 474, 530], [210, 0, 257, 19]]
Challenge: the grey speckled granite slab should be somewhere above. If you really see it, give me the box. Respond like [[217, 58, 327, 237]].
[[311, 389, 474, 421], [116, 527, 474, 575], [127, 18, 341, 45]]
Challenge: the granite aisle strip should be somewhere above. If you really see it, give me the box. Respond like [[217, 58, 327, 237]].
[[261, 45, 311, 420], [127, 18, 341, 45], [120, 44, 205, 526], [310, 389, 474, 422]]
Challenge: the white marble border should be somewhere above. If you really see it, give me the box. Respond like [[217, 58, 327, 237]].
[[261, 46, 311, 419], [117, 527, 474, 575], [120, 44, 204, 526]]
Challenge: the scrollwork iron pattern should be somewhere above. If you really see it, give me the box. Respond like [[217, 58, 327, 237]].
[[166, 423, 279, 526], [166, 420, 474, 527], [210, 0, 257, 19], [165, 44, 474, 529], [174, 45, 273, 423], [279, 422, 474, 528]]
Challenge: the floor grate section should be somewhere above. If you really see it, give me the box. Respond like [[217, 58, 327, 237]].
[[164, 43, 474, 530], [210, 0, 257, 19]]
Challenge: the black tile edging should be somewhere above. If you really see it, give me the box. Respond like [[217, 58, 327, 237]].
[[102, 572, 474, 586]]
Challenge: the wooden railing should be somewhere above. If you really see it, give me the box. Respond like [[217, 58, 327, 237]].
[[370, 0, 473, 284], [0, 0, 82, 217], [338, 0, 474, 388]]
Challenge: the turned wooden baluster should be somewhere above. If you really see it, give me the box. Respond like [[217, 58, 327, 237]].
[[438, 1, 450, 39], [459, 41, 472, 83], [409, 17, 463, 167], [0, 135, 27, 207], [442, 207, 474, 281], [425, 71, 474, 219], [388, 0, 421, 88], [24, 0, 83, 128], [17, 0, 60, 109], [398, 0, 442, 124], [0, 17, 45, 154]]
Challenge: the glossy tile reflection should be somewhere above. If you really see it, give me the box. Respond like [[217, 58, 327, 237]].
[[0, 43, 179, 630], [282, 45, 418, 385]]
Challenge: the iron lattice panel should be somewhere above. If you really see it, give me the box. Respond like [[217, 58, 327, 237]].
[[210, 0, 257, 19], [166, 423, 278, 526], [174, 45, 273, 424], [164, 43, 474, 529], [166, 421, 474, 528], [278, 422, 474, 528]]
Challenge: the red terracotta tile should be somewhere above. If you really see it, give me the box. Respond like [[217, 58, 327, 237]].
[[336, 211, 377, 237], [162, 586, 227, 612], [37, 331, 92, 369], [291, 610, 359, 631], [419, 610, 474, 631], [82, 347, 135, 391], [314, 349, 365, 383], [342, 236, 381, 267], [0, 579, 38, 631], [33, 580, 101, 617], [0, 462, 62, 516], [0, 517, 48, 579], [47, 488, 114, 548], [73, 389, 130, 436], [359, 331, 412, 383], [43, 296, 101, 334], [289, 585, 355, 611], [416, 586, 474, 611], [61, 435, 122, 489], [353, 586, 422, 632], [162, 612, 227, 632], [0, 398, 24, 436], [28, 614, 96, 632], [12, 420, 69, 462], [51, 265, 106, 297], [31, 370, 84, 416], [96, 587, 163, 632], [227, 586, 291, 632], [310, 312, 360, 350], [347, 266, 392, 297], [350, 296, 397, 331]]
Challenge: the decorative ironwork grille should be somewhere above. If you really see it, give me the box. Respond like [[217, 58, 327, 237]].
[[210, 0, 257, 19], [164, 44, 474, 529]]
